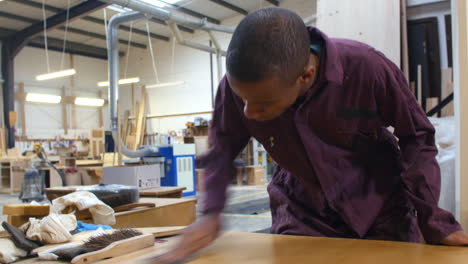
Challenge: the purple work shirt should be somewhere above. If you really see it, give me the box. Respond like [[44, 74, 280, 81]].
[[201, 27, 462, 244]]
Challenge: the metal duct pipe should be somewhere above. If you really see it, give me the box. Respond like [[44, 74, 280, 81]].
[[103, 0, 236, 159], [168, 23, 227, 56], [102, 0, 235, 33], [207, 31, 224, 82], [107, 11, 146, 131]]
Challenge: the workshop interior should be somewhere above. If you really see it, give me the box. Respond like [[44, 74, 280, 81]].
[[0, 0, 468, 263]]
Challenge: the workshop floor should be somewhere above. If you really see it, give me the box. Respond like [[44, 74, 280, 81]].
[[194, 185, 272, 233], [0, 185, 272, 233]]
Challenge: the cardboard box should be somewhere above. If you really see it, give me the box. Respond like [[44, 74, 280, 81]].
[[246, 166, 265, 185], [102, 164, 161, 189]]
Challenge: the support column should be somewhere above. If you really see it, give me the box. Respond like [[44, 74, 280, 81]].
[[453, 0, 468, 227], [2, 43, 15, 148]]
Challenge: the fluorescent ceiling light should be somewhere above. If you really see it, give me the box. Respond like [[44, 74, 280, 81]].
[[35, 69, 76, 81], [26, 93, 62, 104], [75, 97, 105, 107], [140, 0, 183, 8], [146, 81, 185, 89], [97, 77, 140, 87], [106, 4, 132, 13]]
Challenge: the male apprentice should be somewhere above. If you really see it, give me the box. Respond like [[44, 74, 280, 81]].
[[151, 7, 468, 264]]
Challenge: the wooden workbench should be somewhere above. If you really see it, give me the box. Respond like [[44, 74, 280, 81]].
[[113, 198, 196, 228], [139, 186, 186, 198], [45, 186, 186, 201], [17, 231, 468, 263], [4, 198, 196, 228]]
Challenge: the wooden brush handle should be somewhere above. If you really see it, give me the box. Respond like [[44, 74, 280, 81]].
[[71, 234, 154, 264]]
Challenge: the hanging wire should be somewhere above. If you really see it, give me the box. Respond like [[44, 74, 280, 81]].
[[60, 0, 71, 70], [146, 21, 160, 84], [41, 0, 51, 73], [103, 8, 109, 50], [123, 21, 134, 78], [171, 36, 176, 74]]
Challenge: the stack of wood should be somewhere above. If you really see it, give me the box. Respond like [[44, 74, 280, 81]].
[[89, 128, 105, 159], [121, 86, 147, 151]]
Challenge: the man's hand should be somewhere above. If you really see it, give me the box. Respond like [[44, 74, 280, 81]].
[[440, 231, 468, 246], [144, 213, 222, 264]]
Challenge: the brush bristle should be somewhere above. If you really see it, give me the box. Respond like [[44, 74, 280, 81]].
[[83, 229, 143, 252]]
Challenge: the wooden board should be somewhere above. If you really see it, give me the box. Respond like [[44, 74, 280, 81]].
[[316, 0, 401, 66], [417, 64, 422, 105], [89, 129, 105, 158], [426, 97, 439, 115], [76, 160, 103, 167], [133, 86, 147, 150], [18, 232, 468, 264], [401, 0, 409, 81], [441, 68, 454, 116], [0, 127, 6, 157], [112, 198, 196, 228], [2, 204, 50, 216], [455, 0, 468, 229], [139, 187, 186, 198]]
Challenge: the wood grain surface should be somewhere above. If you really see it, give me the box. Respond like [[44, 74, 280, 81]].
[[18, 232, 468, 264]]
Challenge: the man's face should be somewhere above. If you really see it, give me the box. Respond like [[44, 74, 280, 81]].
[[227, 74, 302, 122]]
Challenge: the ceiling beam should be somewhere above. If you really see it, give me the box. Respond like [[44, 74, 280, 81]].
[[0, 26, 118, 59], [0, 27, 16, 40], [61, 27, 146, 49], [81, 16, 170, 41], [0, 10, 37, 23], [167, 3, 221, 24], [0, 11, 148, 48], [29, 36, 122, 60], [209, 0, 248, 16], [11, 0, 194, 34], [265, 0, 280, 6], [149, 18, 194, 33], [9, 0, 62, 12], [10, 0, 108, 56]]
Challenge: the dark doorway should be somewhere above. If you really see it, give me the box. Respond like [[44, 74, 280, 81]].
[[445, 14, 452, 68], [408, 17, 442, 111]]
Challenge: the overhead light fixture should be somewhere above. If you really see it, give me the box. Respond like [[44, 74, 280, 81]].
[[35, 69, 76, 81], [97, 77, 140, 87], [75, 97, 105, 107], [106, 4, 132, 13], [26, 93, 62, 104], [140, 0, 182, 8], [146, 81, 186, 89]]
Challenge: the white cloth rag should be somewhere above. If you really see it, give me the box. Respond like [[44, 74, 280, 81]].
[[52, 191, 116, 225], [20, 214, 77, 244], [0, 238, 27, 263]]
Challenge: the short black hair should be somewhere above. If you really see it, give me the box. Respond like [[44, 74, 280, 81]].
[[226, 8, 310, 84]]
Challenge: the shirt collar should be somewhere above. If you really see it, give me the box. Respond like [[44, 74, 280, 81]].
[[308, 26, 344, 86]]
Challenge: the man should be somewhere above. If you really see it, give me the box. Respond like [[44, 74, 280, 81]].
[[151, 7, 468, 264]]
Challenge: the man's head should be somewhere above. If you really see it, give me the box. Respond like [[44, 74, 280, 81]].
[[226, 8, 316, 121]]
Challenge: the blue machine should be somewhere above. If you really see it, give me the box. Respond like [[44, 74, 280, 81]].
[[152, 144, 196, 197]]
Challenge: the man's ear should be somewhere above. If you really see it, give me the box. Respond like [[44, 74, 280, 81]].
[[298, 56, 316, 84]]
